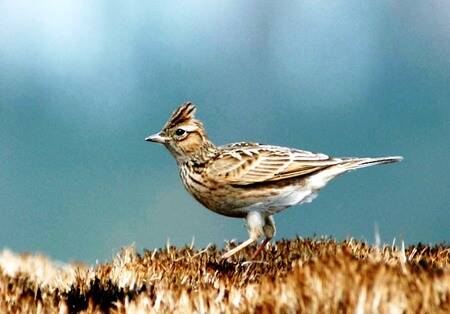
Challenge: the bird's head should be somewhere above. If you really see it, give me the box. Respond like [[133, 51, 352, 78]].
[[145, 102, 214, 163]]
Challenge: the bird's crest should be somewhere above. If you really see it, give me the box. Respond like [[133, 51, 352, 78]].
[[164, 102, 197, 129]]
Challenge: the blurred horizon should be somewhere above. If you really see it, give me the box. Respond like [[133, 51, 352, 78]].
[[1, 1, 449, 263]]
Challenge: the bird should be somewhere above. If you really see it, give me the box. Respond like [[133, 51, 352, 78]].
[[145, 102, 403, 259]]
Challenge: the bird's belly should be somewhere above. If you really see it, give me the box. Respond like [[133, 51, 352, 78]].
[[187, 180, 317, 217], [235, 185, 317, 215]]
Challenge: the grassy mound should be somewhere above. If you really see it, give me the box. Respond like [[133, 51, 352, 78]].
[[1, 238, 449, 313]]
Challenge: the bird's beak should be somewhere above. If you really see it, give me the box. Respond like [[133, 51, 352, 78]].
[[145, 133, 168, 144]]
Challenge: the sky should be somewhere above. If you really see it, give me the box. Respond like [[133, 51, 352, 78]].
[[1, 1, 449, 263]]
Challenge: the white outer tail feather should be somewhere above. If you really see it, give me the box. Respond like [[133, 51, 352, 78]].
[[348, 156, 404, 169], [308, 156, 403, 190]]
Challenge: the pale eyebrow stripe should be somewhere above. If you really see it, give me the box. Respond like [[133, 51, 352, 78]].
[[180, 125, 198, 132]]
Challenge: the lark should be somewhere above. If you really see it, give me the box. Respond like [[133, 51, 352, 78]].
[[145, 102, 402, 259]]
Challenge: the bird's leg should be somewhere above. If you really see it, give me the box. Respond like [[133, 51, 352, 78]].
[[221, 211, 263, 259], [221, 237, 257, 259], [251, 237, 270, 260], [251, 215, 276, 260]]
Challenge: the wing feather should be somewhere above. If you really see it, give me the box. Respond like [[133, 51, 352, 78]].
[[208, 144, 342, 185]]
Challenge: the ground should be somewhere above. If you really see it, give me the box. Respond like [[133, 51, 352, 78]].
[[0, 238, 449, 313]]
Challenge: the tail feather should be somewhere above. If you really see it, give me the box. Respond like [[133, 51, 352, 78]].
[[344, 156, 404, 170], [308, 156, 403, 189]]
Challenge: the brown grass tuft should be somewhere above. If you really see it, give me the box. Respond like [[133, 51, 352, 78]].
[[1, 238, 449, 313]]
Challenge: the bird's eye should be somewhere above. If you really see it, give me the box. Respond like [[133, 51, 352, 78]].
[[175, 128, 186, 136]]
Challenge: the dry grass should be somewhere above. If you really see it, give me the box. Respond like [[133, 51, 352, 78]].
[[0, 238, 449, 313]]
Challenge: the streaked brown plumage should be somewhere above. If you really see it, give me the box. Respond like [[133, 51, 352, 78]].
[[146, 102, 403, 259]]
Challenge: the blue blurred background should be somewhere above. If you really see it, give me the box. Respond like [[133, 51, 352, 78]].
[[1, 1, 449, 263]]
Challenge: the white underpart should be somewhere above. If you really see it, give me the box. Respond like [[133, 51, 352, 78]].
[[246, 211, 265, 238], [308, 164, 349, 190], [279, 185, 315, 207], [240, 185, 317, 215]]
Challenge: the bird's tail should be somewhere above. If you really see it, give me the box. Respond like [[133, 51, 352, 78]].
[[308, 156, 403, 189], [342, 156, 404, 170]]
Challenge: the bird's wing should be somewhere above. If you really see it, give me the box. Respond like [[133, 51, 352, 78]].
[[207, 144, 342, 185]]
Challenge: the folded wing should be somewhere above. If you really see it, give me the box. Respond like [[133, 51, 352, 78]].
[[208, 144, 343, 185]]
